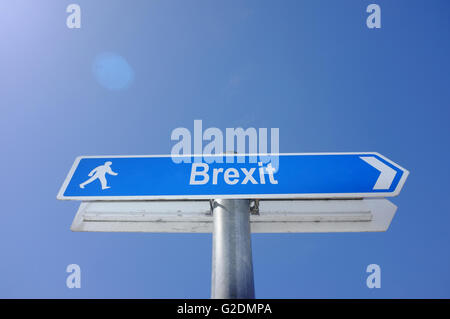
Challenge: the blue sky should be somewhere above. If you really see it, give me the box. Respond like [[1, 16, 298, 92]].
[[0, 0, 449, 298]]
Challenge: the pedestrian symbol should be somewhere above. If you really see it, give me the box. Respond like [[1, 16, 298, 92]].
[[79, 161, 118, 190]]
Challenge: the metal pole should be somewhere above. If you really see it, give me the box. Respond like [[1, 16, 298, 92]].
[[211, 199, 255, 299]]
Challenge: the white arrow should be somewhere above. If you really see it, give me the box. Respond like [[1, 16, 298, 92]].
[[360, 156, 397, 190]]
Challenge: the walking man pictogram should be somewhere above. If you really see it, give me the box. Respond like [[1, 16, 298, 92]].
[[79, 161, 118, 190]]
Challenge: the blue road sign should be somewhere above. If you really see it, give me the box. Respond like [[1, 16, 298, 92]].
[[57, 153, 409, 201]]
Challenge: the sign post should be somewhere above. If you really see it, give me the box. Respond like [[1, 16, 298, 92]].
[[57, 152, 409, 299], [211, 199, 255, 299]]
